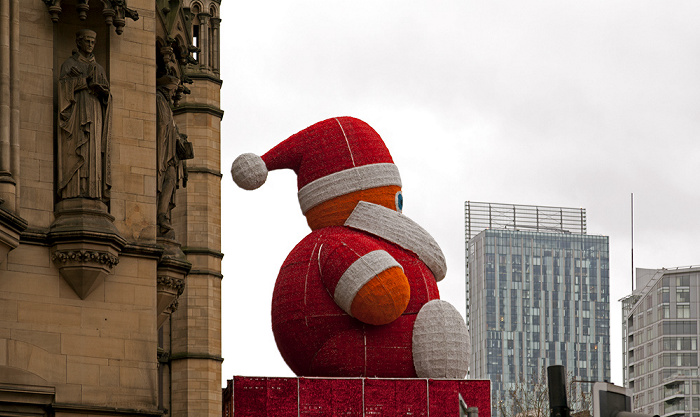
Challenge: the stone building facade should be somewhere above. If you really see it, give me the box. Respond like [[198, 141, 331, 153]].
[[0, 1, 223, 416]]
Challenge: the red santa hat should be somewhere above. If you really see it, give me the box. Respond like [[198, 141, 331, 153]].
[[231, 117, 402, 214]]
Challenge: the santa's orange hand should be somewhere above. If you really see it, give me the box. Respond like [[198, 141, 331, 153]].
[[349, 266, 410, 325]]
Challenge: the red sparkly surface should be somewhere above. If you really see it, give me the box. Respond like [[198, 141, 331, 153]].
[[261, 117, 394, 190], [271, 227, 440, 377], [227, 376, 490, 417]]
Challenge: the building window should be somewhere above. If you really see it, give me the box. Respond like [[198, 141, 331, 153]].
[[662, 336, 697, 351], [676, 288, 690, 303], [677, 304, 690, 319], [675, 275, 690, 287], [661, 288, 670, 303], [662, 321, 697, 335], [192, 24, 199, 61], [662, 353, 698, 367]]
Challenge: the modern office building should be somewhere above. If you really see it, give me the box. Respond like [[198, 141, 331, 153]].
[[465, 202, 611, 415], [621, 267, 700, 417]]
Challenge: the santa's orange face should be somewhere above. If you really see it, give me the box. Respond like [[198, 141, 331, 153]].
[[305, 185, 402, 231]]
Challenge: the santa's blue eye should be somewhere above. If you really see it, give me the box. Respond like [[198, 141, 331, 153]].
[[395, 191, 403, 213]]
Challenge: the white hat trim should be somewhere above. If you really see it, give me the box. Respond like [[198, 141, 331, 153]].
[[332, 250, 403, 315], [344, 201, 447, 282], [297, 163, 401, 214]]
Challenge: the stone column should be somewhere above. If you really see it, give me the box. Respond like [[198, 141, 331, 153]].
[[0, 0, 19, 212], [197, 12, 210, 70], [211, 17, 220, 75], [169, 69, 223, 417], [9, 0, 18, 210], [0, 0, 10, 174]]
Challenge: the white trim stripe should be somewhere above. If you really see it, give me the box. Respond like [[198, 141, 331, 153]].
[[333, 250, 402, 315], [297, 163, 401, 214], [334, 117, 356, 167]]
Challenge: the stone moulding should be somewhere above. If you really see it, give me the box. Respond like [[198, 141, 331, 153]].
[[51, 249, 119, 268], [48, 199, 126, 299], [156, 271, 185, 328], [172, 102, 224, 119], [185, 71, 223, 86], [0, 381, 55, 416], [42, 0, 140, 35], [0, 205, 28, 264], [156, 275, 185, 292], [50, 403, 162, 417]]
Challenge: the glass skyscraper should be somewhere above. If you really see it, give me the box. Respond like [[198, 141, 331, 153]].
[[465, 202, 611, 415], [621, 267, 700, 417]]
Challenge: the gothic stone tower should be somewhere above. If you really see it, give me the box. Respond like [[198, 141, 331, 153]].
[[160, 1, 224, 417], [0, 1, 222, 416]]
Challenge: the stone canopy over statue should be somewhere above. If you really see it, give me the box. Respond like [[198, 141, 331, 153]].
[[57, 29, 111, 202]]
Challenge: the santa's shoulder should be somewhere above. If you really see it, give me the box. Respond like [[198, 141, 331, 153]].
[[282, 226, 394, 264]]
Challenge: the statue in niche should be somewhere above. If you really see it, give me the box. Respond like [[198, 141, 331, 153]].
[[156, 74, 193, 239], [57, 29, 112, 202]]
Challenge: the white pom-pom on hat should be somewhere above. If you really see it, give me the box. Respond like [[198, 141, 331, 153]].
[[231, 153, 268, 190], [230, 118, 400, 212]]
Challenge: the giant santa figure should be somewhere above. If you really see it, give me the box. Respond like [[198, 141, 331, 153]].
[[231, 117, 469, 378]]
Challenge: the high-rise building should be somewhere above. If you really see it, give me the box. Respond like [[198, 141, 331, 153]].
[[621, 267, 700, 417], [465, 202, 611, 415]]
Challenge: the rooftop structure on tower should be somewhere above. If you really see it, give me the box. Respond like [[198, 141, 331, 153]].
[[465, 201, 611, 416]]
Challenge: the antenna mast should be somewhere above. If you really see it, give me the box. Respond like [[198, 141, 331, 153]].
[[631, 193, 634, 291]]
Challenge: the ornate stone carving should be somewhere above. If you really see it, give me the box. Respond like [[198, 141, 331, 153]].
[[52, 249, 119, 269], [75, 0, 90, 20], [50, 244, 121, 299], [101, 0, 140, 35], [50, 248, 120, 298], [43, 0, 139, 35], [156, 252, 190, 328], [49, 199, 126, 300], [57, 30, 112, 203], [157, 275, 185, 295], [157, 348, 170, 364], [42, 0, 62, 23]]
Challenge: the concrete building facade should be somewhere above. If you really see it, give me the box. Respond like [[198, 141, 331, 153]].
[[0, 1, 223, 416], [621, 267, 700, 417], [465, 202, 611, 416]]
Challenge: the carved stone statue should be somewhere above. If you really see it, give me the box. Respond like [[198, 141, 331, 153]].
[[57, 29, 111, 202], [156, 74, 193, 238]]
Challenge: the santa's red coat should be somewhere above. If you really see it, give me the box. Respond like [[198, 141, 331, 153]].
[[271, 225, 440, 377]]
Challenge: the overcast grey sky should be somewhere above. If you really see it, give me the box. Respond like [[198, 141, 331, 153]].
[[218, 1, 700, 385]]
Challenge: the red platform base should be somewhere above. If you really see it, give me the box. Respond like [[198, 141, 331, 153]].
[[223, 376, 490, 416]]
